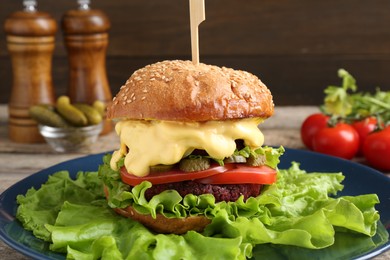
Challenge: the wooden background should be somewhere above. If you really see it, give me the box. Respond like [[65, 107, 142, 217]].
[[1, 0, 390, 106]]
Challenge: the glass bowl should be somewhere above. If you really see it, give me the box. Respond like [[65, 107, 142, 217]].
[[38, 123, 103, 152]]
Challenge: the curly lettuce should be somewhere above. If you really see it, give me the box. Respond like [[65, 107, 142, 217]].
[[321, 69, 390, 125], [16, 158, 382, 260]]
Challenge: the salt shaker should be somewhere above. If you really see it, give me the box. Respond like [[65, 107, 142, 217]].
[[61, 0, 112, 134], [4, 0, 57, 143]]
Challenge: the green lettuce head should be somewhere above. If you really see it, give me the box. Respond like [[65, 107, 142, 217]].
[[16, 156, 380, 260]]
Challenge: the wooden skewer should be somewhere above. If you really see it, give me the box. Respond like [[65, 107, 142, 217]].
[[189, 0, 205, 65]]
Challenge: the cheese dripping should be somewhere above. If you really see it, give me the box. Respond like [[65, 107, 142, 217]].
[[110, 118, 265, 177]]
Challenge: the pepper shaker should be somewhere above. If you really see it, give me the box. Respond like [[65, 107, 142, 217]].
[[4, 0, 57, 143], [61, 0, 112, 134]]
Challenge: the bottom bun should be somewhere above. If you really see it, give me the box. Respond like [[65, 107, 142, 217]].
[[114, 206, 211, 234]]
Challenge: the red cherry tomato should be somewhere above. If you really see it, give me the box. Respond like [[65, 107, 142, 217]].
[[351, 117, 378, 154], [362, 127, 390, 171], [300, 113, 330, 150], [312, 123, 360, 160]]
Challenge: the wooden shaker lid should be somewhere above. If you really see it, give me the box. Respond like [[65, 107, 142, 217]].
[[4, 10, 57, 36], [61, 9, 110, 35]]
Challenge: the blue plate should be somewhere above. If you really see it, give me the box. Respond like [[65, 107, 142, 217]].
[[0, 148, 389, 259]]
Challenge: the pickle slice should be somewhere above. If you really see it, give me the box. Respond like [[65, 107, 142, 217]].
[[29, 105, 69, 127], [246, 154, 266, 166], [56, 96, 88, 126], [224, 155, 247, 164], [179, 157, 210, 172], [92, 100, 106, 117], [74, 103, 103, 125]]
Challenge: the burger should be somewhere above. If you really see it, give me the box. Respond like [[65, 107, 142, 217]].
[[100, 60, 284, 235], [15, 60, 381, 259]]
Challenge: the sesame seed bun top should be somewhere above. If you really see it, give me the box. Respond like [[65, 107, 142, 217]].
[[106, 60, 274, 121]]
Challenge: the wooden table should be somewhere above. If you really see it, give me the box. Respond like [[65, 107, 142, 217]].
[[0, 105, 388, 259]]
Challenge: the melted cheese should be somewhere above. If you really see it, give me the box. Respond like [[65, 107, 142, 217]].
[[110, 118, 265, 177]]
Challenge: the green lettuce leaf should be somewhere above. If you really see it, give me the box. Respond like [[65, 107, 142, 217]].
[[251, 221, 389, 260], [254, 146, 285, 169], [45, 202, 249, 259], [322, 69, 357, 117], [16, 157, 381, 259], [16, 171, 105, 241]]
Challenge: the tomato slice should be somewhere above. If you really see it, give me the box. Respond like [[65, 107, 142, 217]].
[[120, 164, 234, 186], [195, 165, 277, 185], [120, 164, 277, 186]]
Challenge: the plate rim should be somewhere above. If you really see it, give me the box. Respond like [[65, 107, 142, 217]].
[[0, 149, 389, 260]]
